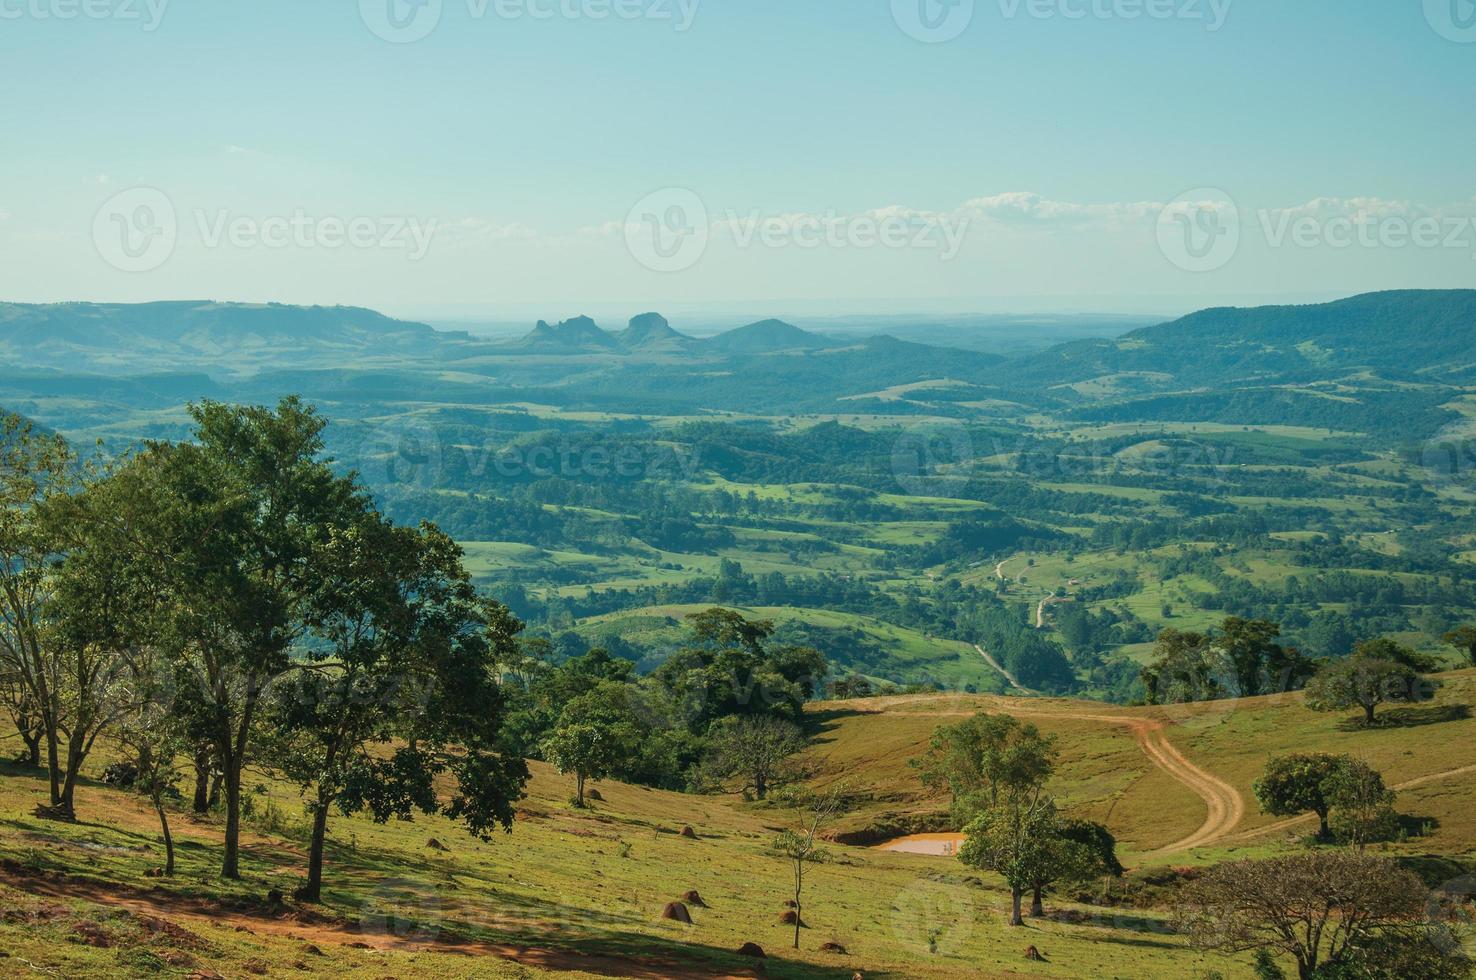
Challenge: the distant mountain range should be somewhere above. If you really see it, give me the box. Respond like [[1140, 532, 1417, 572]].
[[513, 313, 833, 356], [1, 290, 1471, 441]]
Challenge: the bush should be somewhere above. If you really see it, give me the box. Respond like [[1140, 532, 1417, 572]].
[[101, 761, 139, 789]]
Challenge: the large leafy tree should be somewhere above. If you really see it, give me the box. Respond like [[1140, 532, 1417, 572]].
[[702, 714, 808, 800], [1304, 652, 1433, 726], [960, 795, 1080, 926], [1143, 618, 1314, 705], [541, 680, 642, 806], [1253, 753, 1348, 839], [652, 609, 826, 730], [134, 398, 371, 878], [265, 515, 529, 901], [911, 712, 1057, 817], [1023, 818, 1121, 918]]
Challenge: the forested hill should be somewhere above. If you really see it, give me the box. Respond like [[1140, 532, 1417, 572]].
[[1010, 290, 1476, 388], [0, 301, 449, 374]]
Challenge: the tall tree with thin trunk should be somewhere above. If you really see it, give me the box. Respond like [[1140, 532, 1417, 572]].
[[265, 516, 529, 901], [0, 415, 76, 814], [135, 398, 365, 879], [772, 784, 848, 950]]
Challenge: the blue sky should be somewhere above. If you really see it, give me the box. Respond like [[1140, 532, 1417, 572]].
[[1, 1, 1473, 319]]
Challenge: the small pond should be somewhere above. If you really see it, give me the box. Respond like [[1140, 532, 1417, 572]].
[[873, 833, 965, 856]]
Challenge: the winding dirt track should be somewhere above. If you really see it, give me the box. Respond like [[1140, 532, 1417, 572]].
[[973, 644, 1034, 695], [1006, 707, 1245, 856], [877, 696, 1247, 855]]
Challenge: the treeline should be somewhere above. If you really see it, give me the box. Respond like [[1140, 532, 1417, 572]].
[[0, 402, 529, 901]]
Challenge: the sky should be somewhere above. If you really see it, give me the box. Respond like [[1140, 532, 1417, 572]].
[[1, 0, 1474, 321]]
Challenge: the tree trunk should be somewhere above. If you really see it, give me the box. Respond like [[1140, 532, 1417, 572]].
[[1363, 702, 1377, 725], [1316, 809, 1330, 839], [576, 771, 586, 807], [1030, 885, 1044, 917], [302, 801, 330, 903], [208, 772, 223, 809], [222, 759, 242, 879], [755, 772, 767, 800], [19, 726, 41, 767], [793, 897, 801, 950], [57, 736, 85, 819], [154, 795, 175, 876], [192, 750, 210, 813], [45, 725, 62, 808], [1009, 888, 1024, 926]]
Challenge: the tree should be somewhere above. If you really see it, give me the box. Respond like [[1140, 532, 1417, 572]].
[[135, 399, 373, 878], [541, 681, 640, 806], [0, 415, 79, 814], [1216, 617, 1315, 697], [1323, 758, 1398, 851], [910, 712, 1057, 815], [1142, 618, 1314, 705], [1025, 818, 1121, 917], [1178, 852, 1436, 980], [1253, 753, 1347, 839], [959, 795, 1076, 926], [772, 784, 847, 950], [702, 714, 807, 800], [265, 516, 529, 901], [1304, 655, 1431, 726], [1352, 636, 1441, 673], [1141, 628, 1227, 704], [652, 609, 826, 731], [1445, 625, 1476, 668]]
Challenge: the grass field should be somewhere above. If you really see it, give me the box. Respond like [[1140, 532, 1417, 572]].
[[4, 675, 1473, 979]]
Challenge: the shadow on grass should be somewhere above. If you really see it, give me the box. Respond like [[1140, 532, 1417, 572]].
[[804, 707, 870, 745], [315, 837, 894, 978], [1337, 704, 1471, 731]]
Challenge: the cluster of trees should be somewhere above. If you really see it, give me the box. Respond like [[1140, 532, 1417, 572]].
[[0, 403, 529, 898], [1141, 617, 1318, 704], [497, 609, 826, 805], [911, 712, 1121, 925], [1254, 754, 1401, 847], [1140, 616, 1467, 721]]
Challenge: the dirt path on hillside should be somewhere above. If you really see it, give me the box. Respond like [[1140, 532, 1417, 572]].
[[1006, 708, 1244, 856], [973, 644, 1034, 695], [0, 869, 760, 979], [1226, 762, 1476, 843], [995, 558, 1012, 581], [869, 697, 1247, 855]]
